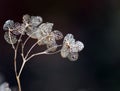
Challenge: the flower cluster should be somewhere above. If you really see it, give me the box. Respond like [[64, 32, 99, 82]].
[[61, 34, 84, 61], [3, 14, 84, 61]]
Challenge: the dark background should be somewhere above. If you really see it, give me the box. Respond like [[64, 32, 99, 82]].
[[0, 0, 120, 91]]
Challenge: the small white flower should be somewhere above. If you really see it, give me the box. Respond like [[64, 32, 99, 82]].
[[61, 34, 84, 61]]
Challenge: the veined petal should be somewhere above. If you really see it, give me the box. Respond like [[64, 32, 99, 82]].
[[46, 41, 57, 52], [53, 30, 63, 40], [76, 41, 84, 51], [30, 16, 42, 27], [22, 14, 31, 24], [38, 22, 53, 36], [3, 20, 14, 30], [67, 52, 79, 61], [60, 45, 70, 58], [4, 32, 17, 44]]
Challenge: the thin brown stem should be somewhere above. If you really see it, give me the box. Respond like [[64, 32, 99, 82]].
[[26, 51, 46, 61], [24, 36, 48, 59], [18, 60, 26, 78], [16, 76, 21, 91], [26, 45, 62, 61]]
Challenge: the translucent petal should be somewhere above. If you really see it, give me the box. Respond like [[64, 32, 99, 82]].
[[44, 34, 56, 45], [18, 24, 26, 35], [22, 14, 30, 24], [47, 42, 57, 52], [0, 82, 11, 91], [76, 41, 84, 51], [4, 32, 17, 44], [26, 26, 39, 39], [70, 44, 78, 53], [3, 20, 14, 30], [60, 45, 69, 58], [12, 22, 21, 35], [63, 34, 75, 45], [38, 23, 53, 36], [37, 40, 44, 46], [67, 52, 79, 61], [30, 16, 42, 27], [53, 30, 63, 40], [64, 34, 74, 42]]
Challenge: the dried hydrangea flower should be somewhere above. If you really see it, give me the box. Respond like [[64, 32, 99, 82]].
[[3, 14, 84, 91], [38, 22, 53, 36], [36, 23, 63, 50], [3, 20, 14, 30], [3, 20, 22, 35], [0, 82, 11, 91], [4, 32, 17, 44], [30, 16, 42, 27], [61, 34, 84, 61]]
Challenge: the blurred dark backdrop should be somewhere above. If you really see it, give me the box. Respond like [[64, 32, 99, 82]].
[[0, 0, 120, 91]]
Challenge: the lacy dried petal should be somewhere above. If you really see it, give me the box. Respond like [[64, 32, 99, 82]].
[[37, 40, 44, 46], [47, 42, 57, 52], [63, 34, 75, 46], [26, 26, 39, 39], [3, 20, 14, 30], [18, 24, 26, 35], [70, 44, 78, 53], [23, 14, 30, 24], [38, 23, 53, 36], [76, 41, 84, 51], [61, 45, 70, 58], [4, 32, 17, 44], [53, 30, 63, 40], [11, 22, 21, 35], [67, 52, 79, 61], [30, 16, 42, 27]]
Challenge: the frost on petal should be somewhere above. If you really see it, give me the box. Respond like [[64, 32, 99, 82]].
[[76, 41, 84, 51], [53, 30, 63, 40], [0, 82, 11, 91], [22, 14, 30, 24], [38, 23, 53, 36], [60, 45, 70, 58], [67, 52, 79, 61], [30, 16, 42, 27], [3, 20, 14, 30], [4, 32, 17, 44]]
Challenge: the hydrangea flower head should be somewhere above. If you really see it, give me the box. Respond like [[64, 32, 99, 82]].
[[61, 34, 84, 61]]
